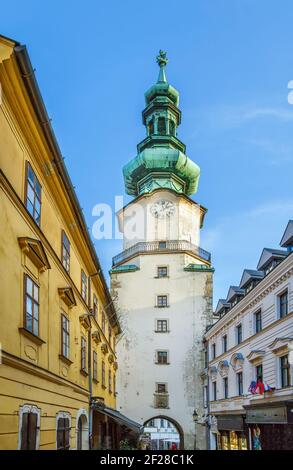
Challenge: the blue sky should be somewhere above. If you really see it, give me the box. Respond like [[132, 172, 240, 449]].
[[2, 0, 293, 305]]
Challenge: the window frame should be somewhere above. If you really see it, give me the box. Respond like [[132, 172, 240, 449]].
[[61, 313, 70, 359], [93, 294, 98, 320], [156, 350, 169, 365], [156, 295, 168, 308], [18, 404, 41, 450], [222, 335, 227, 353], [61, 230, 70, 273], [237, 371, 243, 396], [102, 361, 106, 388], [155, 319, 168, 333], [254, 309, 262, 334], [81, 270, 87, 302], [93, 351, 98, 381], [212, 381, 217, 401], [23, 274, 40, 337], [81, 336, 87, 373], [56, 412, 71, 450], [280, 354, 291, 388], [156, 382, 168, 394], [157, 266, 168, 278], [236, 323, 242, 345], [255, 363, 263, 382], [278, 290, 288, 319], [25, 161, 42, 226], [211, 342, 216, 360], [223, 377, 229, 399]]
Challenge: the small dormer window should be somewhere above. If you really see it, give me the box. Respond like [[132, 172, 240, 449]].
[[158, 117, 166, 135]]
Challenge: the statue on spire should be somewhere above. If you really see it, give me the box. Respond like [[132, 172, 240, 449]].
[[156, 50, 168, 67]]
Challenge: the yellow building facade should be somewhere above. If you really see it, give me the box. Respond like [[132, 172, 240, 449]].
[[0, 35, 124, 450]]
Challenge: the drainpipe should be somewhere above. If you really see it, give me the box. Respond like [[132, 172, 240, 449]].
[[88, 315, 93, 450], [204, 338, 211, 450]]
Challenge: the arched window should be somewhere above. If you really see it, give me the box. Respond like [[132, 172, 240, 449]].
[[56, 412, 71, 450], [169, 120, 175, 136], [157, 117, 166, 135], [18, 405, 41, 450], [148, 119, 154, 136]]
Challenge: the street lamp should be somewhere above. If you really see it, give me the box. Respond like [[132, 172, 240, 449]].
[[193, 409, 198, 450]]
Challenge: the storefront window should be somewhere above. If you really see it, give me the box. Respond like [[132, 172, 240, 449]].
[[221, 432, 229, 450], [229, 431, 238, 450]]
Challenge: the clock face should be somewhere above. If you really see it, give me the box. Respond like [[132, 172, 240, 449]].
[[150, 200, 175, 219]]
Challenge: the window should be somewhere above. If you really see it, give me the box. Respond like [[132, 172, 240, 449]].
[[157, 266, 168, 278], [280, 355, 291, 388], [81, 270, 87, 302], [157, 295, 168, 307], [61, 314, 69, 359], [20, 412, 38, 450], [156, 319, 168, 332], [156, 383, 167, 393], [102, 311, 106, 333], [160, 419, 165, 428], [93, 294, 98, 319], [25, 162, 41, 225], [81, 337, 87, 372], [212, 381, 217, 401], [93, 351, 98, 381], [61, 231, 70, 273], [237, 372, 243, 396], [156, 351, 168, 364], [56, 415, 70, 450], [279, 290, 288, 318], [24, 275, 39, 336], [148, 119, 154, 135], [223, 377, 228, 399], [211, 343, 216, 360], [157, 117, 166, 134], [169, 120, 175, 136], [254, 310, 262, 334], [256, 364, 263, 382], [204, 349, 208, 368], [102, 361, 106, 387], [108, 326, 112, 346], [158, 241, 167, 249], [109, 370, 112, 393], [236, 324, 242, 344], [113, 375, 116, 395], [222, 335, 227, 353]]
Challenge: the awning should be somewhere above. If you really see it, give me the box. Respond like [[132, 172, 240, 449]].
[[92, 403, 142, 433]]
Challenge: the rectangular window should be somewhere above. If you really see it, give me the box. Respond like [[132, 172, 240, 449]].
[[81, 270, 87, 302], [61, 231, 70, 273], [203, 385, 208, 408], [25, 162, 41, 225], [256, 364, 263, 382], [157, 295, 168, 307], [156, 319, 168, 332], [279, 290, 288, 318], [212, 343, 216, 360], [204, 349, 208, 368], [108, 326, 112, 346], [236, 324, 242, 344], [156, 351, 168, 364], [109, 370, 112, 393], [57, 417, 70, 450], [254, 310, 262, 334], [81, 337, 87, 372], [93, 294, 98, 319], [158, 241, 167, 249], [223, 377, 228, 399], [24, 275, 39, 336], [222, 335, 227, 353], [157, 266, 168, 278], [20, 412, 38, 450], [156, 383, 167, 393], [212, 381, 217, 401], [61, 314, 70, 358], [93, 351, 98, 381], [280, 355, 291, 388], [237, 372, 243, 396], [102, 361, 106, 387]]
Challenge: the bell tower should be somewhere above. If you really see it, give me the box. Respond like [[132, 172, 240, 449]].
[[111, 52, 213, 450]]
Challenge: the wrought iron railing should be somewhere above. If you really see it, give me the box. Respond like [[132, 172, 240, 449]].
[[112, 240, 211, 266]]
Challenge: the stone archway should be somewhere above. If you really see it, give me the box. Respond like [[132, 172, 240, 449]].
[[76, 410, 89, 450], [143, 415, 184, 450]]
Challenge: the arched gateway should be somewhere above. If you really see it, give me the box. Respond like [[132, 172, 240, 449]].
[[144, 416, 184, 450]]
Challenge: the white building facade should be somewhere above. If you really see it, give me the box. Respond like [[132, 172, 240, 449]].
[[203, 221, 293, 450], [110, 52, 213, 450]]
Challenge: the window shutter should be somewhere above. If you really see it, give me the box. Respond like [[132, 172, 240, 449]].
[[21, 413, 29, 450], [28, 412, 37, 450]]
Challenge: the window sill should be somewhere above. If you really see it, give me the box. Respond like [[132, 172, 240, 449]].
[[80, 369, 88, 377], [155, 330, 170, 333], [59, 354, 73, 366], [155, 362, 170, 365], [155, 306, 169, 308], [154, 276, 169, 279], [19, 327, 45, 346]]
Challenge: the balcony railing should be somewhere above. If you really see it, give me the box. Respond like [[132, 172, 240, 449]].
[[112, 240, 211, 266]]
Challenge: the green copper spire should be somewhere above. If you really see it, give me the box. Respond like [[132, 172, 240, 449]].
[[123, 51, 200, 197]]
